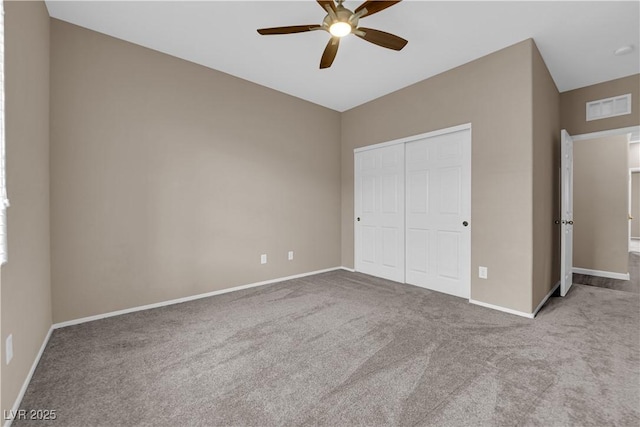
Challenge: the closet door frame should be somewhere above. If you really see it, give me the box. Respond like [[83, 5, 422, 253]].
[[354, 123, 472, 298]]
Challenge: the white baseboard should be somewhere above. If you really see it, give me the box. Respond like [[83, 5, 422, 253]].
[[532, 281, 560, 317], [4, 326, 53, 427], [53, 266, 344, 329], [468, 299, 534, 319], [469, 280, 560, 320], [340, 266, 356, 272], [573, 267, 629, 281]]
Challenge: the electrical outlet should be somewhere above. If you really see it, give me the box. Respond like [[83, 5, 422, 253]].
[[288, 251, 294, 261], [6, 334, 13, 365], [479, 266, 488, 279], [260, 254, 267, 264]]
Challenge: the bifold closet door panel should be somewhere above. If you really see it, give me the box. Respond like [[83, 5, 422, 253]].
[[354, 144, 405, 283], [405, 129, 471, 299]]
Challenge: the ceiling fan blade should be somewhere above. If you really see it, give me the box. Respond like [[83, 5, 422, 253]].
[[317, 0, 337, 14], [354, 1, 402, 18], [355, 27, 408, 50], [320, 37, 340, 69], [257, 25, 322, 35]]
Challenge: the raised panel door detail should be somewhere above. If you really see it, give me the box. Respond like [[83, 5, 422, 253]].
[[437, 136, 462, 160], [382, 150, 400, 168], [436, 231, 460, 280], [407, 228, 429, 274], [355, 144, 405, 283], [382, 175, 399, 213], [407, 142, 429, 164], [405, 129, 471, 299], [408, 171, 429, 214], [382, 227, 399, 267], [362, 176, 376, 214], [360, 152, 376, 171], [361, 226, 376, 264], [439, 167, 461, 214]]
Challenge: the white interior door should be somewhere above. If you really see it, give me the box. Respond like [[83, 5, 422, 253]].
[[560, 129, 574, 296], [405, 129, 471, 298], [629, 170, 632, 251], [354, 144, 405, 282]]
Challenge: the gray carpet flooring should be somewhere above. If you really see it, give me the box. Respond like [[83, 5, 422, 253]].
[[14, 270, 640, 426], [573, 252, 640, 294]]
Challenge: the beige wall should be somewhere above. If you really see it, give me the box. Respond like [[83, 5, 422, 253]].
[[531, 43, 560, 310], [574, 135, 629, 274], [560, 74, 640, 136], [50, 20, 341, 323], [1, 1, 52, 414], [632, 173, 640, 239], [342, 40, 536, 313]]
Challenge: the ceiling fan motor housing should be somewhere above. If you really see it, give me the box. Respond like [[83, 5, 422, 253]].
[[323, 6, 359, 32]]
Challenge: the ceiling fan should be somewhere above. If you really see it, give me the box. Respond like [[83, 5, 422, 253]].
[[257, 0, 408, 69]]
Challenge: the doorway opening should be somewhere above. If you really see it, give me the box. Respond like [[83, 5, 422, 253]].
[[570, 126, 640, 294]]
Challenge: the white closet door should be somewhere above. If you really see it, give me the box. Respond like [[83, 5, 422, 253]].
[[354, 144, 405, 283], [405, 129, 471, 298]]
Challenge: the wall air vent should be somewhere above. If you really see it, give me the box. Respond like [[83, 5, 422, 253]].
[[586, 93, 631, 121]]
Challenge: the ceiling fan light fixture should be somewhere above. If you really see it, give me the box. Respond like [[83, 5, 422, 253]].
[[329, 21, 352, 37], [257, 0, 408, 69]]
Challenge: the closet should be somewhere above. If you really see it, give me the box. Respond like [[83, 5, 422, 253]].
[[354, 125, 471, 298]]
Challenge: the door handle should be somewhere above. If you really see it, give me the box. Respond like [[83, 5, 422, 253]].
[[462, 221, 469, 227], [357, 217, 360, 222]]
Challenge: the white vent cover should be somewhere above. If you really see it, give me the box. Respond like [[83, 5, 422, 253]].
[[586, 93, 631, 121]]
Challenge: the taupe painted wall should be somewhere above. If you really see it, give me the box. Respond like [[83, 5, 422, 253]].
[[560, 74, 640, 136], [573, 135, 629, 274], [531, 43, 560, 310], [632, 172, 639, 239], [342, 40, 535, 313], [1, 1, 52, 414], [50, 20, 341, 323]]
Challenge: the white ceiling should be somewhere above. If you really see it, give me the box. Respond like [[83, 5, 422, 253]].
[[44, 1, 640, 112]]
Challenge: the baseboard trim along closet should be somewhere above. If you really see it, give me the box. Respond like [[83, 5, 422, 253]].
[[573, 267, 630, 281], [53, 266, 348, 329], [4, 327, 54, 427]]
